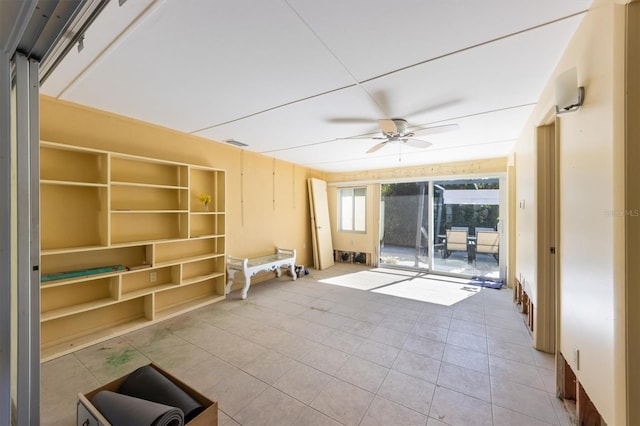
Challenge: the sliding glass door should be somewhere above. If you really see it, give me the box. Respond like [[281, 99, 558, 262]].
[[432, 178, 501, 278], [379, 182, 430, 269], [379, 177, 503, 279]]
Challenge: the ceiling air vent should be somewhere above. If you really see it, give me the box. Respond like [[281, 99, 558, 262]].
[[224, 139, 249, 147]]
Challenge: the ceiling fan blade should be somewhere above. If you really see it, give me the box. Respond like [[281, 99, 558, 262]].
[[411, 123, 460, 136], [326, 117, 377, 124], [378, 119, 398, 135], [336, 135, 385, 141], [406, 99, 463, 117], [366, 141, 388, 153], [370, 89, 392, 117], [403, 138, 433, 148]]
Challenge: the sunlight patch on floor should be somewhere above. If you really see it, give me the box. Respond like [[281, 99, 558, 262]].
[[372, 276, 482, 306], [318, 268, 483, 306], [369, 267, 424, 277], [318, 270, 412, 290]]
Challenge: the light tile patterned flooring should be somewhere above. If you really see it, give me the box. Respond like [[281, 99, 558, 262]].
[[41, 264, 572, 426]]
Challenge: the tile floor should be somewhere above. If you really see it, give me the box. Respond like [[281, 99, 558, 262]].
[[41, 264, 572, 426]]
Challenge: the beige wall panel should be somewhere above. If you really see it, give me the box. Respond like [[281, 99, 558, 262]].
[[326, 157, 507, 183], [512, 0, 627, 422], [40, 96, 320, 268], [507, 160, 517, 289], [328, 184, 380, 257], [514, 126, 537, 303], [625, 2, 640, 423]]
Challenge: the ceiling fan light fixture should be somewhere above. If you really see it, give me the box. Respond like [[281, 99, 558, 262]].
[[338, 115, 457, 154]]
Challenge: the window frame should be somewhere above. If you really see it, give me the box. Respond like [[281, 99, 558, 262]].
[[338, 187, 367, 233]]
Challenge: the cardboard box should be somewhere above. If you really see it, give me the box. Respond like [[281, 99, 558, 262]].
[[77, 363, 218, 426]]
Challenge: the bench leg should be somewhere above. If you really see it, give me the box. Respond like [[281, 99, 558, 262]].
[[275, 267, 282, 278], [241, 274, 251, 300], [226, 269, 236, 295], [289, 263, 297, 281]]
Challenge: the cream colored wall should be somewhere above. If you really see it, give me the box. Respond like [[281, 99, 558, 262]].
[[512, 1, 627, 423], [507, 162, 517, 289], [327, 184, 381, 258], [40, 96, 323, 269], [326, 157, 507, 183], [625, 2, 640, 423], [512, 128, 537, 303]]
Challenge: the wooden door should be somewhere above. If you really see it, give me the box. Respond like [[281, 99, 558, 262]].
[[308, 178, 334, 270]]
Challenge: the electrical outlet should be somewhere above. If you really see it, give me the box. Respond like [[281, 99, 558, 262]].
[[573, 347, 580, 370], [302, 242, 306, 249], [150, 271, 157, 283]]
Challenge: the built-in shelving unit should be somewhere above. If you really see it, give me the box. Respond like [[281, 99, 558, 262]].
[[39, 141, 226, 361]]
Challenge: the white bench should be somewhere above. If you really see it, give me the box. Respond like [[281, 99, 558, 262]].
[[226, 247, 297, 299]]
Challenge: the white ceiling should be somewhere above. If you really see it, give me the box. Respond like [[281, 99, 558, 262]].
[[41, 0, 591, 173]]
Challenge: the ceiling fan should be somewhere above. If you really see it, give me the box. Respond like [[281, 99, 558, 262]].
[[341, 118, 459, 154]]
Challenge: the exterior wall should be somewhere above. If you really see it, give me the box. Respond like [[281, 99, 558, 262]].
[[512, 0, 627, 422], [40, 96, 323, 268], [327, 183, 381, 258], [325, 158, 507, 270]]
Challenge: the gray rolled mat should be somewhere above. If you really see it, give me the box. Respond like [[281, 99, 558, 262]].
[[91, 390, 184, 426], [119, 365, 204, 422]]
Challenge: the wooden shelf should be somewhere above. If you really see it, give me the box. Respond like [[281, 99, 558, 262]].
[[41, 245, 109, 256], [188, 234, 226, 239], [111, 212, 188, 244], [155, 293, 225, 322], [121, 283, 179, 301], [41, 298, 118, 322], [40, 271, 121, 289], [111, 181, 188, 190], [190, 213, 225, 238], [40, 297, 152, 360], [111, 184, 188, 211], [40, 141, 226, 360], [155, 253, 223, 268], [41, 180, 108, 188], [155, 279, 224, 318], [41, 317, 152, 362], [41, 246, 147, 281], [40, 142, 108, 185], [111, 210, 189, 214], [181, 272, 225, 286], [157, 295, 225, 321], [41, 184, 108, 251], [108, 238, 179, 249]]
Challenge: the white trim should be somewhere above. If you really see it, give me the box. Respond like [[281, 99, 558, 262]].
[[15, 52, 40, 426], [0, 50, 12, 426]]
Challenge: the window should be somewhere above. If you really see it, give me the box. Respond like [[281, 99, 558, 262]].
[[339, 187, 366, 232]]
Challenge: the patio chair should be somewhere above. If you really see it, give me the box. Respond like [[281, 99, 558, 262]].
[[443, 228, 469, 259], [475, 230, 499, 263], [474, 227, 494, 235]]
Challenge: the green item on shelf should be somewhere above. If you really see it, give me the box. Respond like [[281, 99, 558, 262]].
[[41, 265, 125, 282]]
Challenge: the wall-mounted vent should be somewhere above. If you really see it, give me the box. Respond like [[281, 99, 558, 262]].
[[224, 139, 249, 147]]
